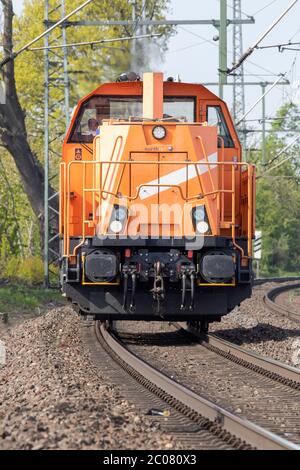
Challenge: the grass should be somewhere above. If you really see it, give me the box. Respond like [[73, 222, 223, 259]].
[[0, 283, 65, 316]]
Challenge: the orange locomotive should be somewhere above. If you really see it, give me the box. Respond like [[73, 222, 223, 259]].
[[60, 72, 255, 330]]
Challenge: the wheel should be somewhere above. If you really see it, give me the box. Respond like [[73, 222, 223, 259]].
[[200, 321, 209, 333], [186, 320, 209, 333]]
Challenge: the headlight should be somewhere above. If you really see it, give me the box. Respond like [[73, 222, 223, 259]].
[[152, 126, 166, 140], [196, 221, 209, 234], [109, 205, 128, 234], [191, 206, 211, 235], [110, 220, 123, 233]]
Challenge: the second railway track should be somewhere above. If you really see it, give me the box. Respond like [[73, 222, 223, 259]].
[[114, 321, 300, 449], [84, 319, 300, 450], [264, 282, 300, 324]]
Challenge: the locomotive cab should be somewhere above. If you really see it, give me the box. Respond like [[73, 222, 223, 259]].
[[60, 72, 255, 325]]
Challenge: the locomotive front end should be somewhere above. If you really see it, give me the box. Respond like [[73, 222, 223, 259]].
[[60, 73, 255, 326]]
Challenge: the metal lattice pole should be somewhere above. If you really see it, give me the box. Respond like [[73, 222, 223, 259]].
[[62, 0, 70, 129], [219, 0, 228, 99], [44, 0, 70, 287], [44, 0, 50, 287], [232, 0, 246, 148]]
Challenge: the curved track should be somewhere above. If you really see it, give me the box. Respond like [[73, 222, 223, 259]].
[[264, 283, 300, 324], [182, 324, 300, 387], [94, 321, 300, 450], [255, 277, 300, 286]]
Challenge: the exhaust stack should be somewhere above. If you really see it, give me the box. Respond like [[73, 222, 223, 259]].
[[143, 72, 163, 120]]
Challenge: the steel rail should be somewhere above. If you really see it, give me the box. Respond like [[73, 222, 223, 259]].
[[254, 277, 300, 286], [178, 324, 300, 388], [264, 283, 300, 324], [97, 321, 300, 450]]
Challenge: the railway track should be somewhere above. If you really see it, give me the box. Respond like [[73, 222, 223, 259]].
[[264, 283, 300, 324], [182, 324, 300, 388], [89, 320, 300, 451], [254, 277, 300, 286]]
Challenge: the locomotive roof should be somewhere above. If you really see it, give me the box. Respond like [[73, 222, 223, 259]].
[[78, 80, 220, 106]]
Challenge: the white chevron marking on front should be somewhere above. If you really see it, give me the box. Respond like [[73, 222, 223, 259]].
[[139, 152, 218, 200]]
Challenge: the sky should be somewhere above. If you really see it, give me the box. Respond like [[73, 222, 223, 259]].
[[11, 0, 300, 145]]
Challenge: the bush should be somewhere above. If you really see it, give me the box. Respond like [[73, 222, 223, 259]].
[[17, 257, 44, 285], [3, 256, 44, 286], [4, 257, 20, 280]]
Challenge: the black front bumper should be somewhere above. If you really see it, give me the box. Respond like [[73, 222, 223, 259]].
[[65, 282, 252, 321], [61, 236, 252, 321]]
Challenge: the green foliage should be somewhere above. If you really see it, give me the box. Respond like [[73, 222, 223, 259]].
[[0, 154, 40, 261], [254, 102, 300, 276], [13, 0, 172, 159], [0, 284, 63, 315], [16, 256, 44, 285], [4, 257, 21, 279], [3, 256, 44, 285], [5, 2, 299, 280], [0, 0, 171, 267]]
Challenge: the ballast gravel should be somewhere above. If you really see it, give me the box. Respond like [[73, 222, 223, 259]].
[[210, 282, 300, 367], [0, 282, 299, 450], [0, 307, 175, 450]]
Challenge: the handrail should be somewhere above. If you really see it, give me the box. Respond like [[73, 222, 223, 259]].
[[68, 160, 251, 168], [217, 137, 225, 224], [101, 135, 123, 200], [231, 165, 245, 259], [196, 136, 216, 197], [83, 185, 234, 202], [61, 159, 254, 259]]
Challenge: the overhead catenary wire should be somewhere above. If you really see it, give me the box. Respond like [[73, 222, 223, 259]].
[[227, 0, 299, 75], [29, 33, 161, 52], [257, 41, 300, 51], [236, 74, 287, 126], [281, 47, 300, 52], [0, 0, 95, 67], [251, 0, 280, 17], [264, 134, 300, 167], [244, 129, 300, 133], [216, 0, 252, 19], [289, 26, 300, 41], [260, 150, 300, 176], [179, 26, 282, 81]]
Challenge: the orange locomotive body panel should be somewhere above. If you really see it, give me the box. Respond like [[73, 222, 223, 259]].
[[60, 73, 255, 325]]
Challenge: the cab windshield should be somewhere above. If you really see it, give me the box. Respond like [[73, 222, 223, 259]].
[[69, 95, 196, 143]]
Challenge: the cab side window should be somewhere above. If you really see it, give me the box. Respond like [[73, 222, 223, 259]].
[[207, 106, 234, 148]]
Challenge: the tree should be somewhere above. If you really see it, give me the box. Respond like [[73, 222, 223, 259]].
[[255, 102, 300, 275], [0, 0, 57, 239], [0, 0, 172, 250]]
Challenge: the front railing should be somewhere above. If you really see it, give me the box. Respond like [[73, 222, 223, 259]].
[[60, 159, 255, 260]]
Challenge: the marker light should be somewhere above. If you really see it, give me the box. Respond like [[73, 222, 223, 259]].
[[114, 206, 127, 221], [193, 206, 205, 222]]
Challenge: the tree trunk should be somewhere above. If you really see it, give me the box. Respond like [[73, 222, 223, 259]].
[[0, 0, 57, 238]]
